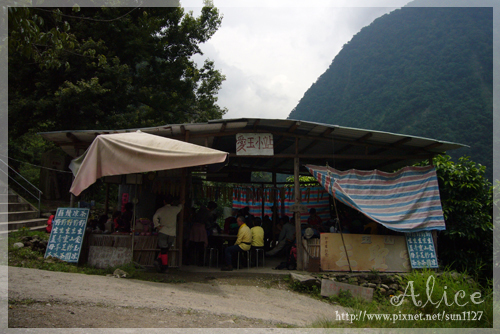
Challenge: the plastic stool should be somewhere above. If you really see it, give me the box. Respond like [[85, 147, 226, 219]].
[[204, 247, 219, 268], [237, 250, 250, 269], [254, 248, 265, 267]]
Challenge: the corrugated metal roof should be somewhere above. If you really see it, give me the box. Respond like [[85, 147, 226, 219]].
[[39, 118, 466, 176]]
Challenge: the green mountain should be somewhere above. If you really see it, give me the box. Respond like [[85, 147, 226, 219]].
[[288, 6, 492, 179]]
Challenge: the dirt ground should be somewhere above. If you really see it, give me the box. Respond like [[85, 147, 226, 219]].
[[7, 266, 347, 328]]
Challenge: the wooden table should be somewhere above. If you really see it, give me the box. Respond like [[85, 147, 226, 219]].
[[210, 233, 237, 242], [207, 234, 238, 265]]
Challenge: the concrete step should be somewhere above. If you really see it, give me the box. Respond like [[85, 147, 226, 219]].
[[0, 202, 32, 212], [0, 217, 48, 230], [0, 224, 47, 235], [0, 211, 40, 222], [0, 194, 20, 203]]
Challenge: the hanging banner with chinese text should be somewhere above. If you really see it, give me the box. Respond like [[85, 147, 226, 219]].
[[236, 133, 274, 155], [44, 207, 89, 263], [405, 231, 438, 268]]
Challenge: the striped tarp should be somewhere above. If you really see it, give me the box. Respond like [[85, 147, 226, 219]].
[[232, 186, 330, 224], [305, 165, 446, 232]]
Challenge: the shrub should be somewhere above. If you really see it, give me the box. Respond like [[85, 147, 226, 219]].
[[417, 155, 492, 284]]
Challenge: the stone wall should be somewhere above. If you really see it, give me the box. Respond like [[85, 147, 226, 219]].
[[326, 273, 406, 296], [299, 272, 408, 296]]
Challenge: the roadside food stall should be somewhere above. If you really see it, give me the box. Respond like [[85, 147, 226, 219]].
[[67, 131, 228, 268], [39, 118, 465, 270]]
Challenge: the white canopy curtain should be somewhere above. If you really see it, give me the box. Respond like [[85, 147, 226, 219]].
[[305, 164, 446, 233], [69, 131, 228, 196]]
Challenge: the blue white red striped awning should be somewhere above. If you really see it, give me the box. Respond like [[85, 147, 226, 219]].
[[305, 165, 446, 232], [232, 186, 330, 223]]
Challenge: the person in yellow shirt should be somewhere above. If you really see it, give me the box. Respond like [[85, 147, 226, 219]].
[[222, 216, 251, 271], [251, 218, 265, 248], [250, 217, 265, 267]]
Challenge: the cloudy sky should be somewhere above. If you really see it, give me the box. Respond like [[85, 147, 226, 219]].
[[184, 0, 411, 120]]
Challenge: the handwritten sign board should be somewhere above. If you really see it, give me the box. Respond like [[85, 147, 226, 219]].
[[405, 231, 438, 269], [320, 233, 411, 272], [236, 133, 274, 156], [44, 208, 89, 263], [290, 203, 308, 213]]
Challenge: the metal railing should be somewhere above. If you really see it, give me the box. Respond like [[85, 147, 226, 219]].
[[0, 159, 43, 216]]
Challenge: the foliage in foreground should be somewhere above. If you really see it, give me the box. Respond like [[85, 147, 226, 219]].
[[416, 155, 493, 284], [291, 270, 493, 328]]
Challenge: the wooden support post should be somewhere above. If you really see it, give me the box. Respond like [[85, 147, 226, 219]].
[[294, 135, 304, 269], [272, 170, 277, 220], [178, 168, 187, 267], [261, 183, 265, 219], [294, 157, 303, 270], [178, 131, 190, 267], [70, 148, 80, 208], [104, 183, 110, 216]]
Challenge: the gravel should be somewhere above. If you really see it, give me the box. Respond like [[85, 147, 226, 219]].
[[7, 266, 347, 328]]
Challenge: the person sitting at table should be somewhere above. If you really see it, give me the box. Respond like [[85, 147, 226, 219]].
[[250, 217, 265, 266], [221, 215, 252, 271], [261, 215, 273, 251], [307, 208, 323, 231], [272, 216, 285, 247], [266, 215, 295, 257], [223, 208, 238, 234]]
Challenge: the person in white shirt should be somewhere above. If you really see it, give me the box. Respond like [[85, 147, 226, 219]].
[[153, 195, 183, 272]]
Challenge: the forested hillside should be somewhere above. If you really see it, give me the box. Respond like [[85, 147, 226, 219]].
[[288, 6, 492, 179]]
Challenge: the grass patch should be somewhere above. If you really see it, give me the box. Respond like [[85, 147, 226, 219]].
[[7, 229, 186, 284], [8, 298, 37, 306], [292, 269, 493, 328], [290, 280, 321, 297]]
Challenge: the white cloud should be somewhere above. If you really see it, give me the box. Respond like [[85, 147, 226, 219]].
[[189, 3, 404, 120]]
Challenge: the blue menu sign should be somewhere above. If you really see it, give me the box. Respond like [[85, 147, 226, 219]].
[[405, 231, 438, 269], [44, 208, 89, 263]]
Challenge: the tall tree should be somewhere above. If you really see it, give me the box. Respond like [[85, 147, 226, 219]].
[[8, 3, 226, 169]]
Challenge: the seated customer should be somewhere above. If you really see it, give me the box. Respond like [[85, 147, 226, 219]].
[[250, 217, 265, 266], [307, 208, 323, 231], [221, 215, 251, 271], [223, 209, 238, 234], [266, 215, 295, 257]]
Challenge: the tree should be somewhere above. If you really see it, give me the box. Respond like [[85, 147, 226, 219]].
[[8, 2, 226, 180], [423, 155, 492, 283]]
